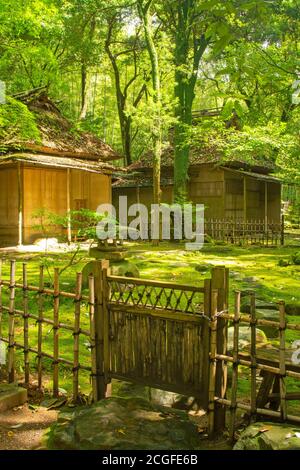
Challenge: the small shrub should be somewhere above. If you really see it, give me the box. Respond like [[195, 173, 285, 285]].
[[291, 251, 300, 265]]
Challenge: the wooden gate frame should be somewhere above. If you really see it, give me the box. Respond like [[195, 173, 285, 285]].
[[91, 260, 229, 436]]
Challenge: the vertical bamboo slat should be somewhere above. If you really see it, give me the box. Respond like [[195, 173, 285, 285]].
[[8, 260, 16, 383], [53, 268, 60, 397], [23, 263, 30, 385], [73, 272, 82, 403], [229, 291, 241, 441], [88, 274, 97, 403], [250, 292, 257, 418], [37, 265, 44, 390], [279, 301, 287, 421], [208, 289, 218, 438]]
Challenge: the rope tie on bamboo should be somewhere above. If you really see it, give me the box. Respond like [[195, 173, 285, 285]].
[[52, 360, 60, 366], [72, 365, 81, 372], [73, 329, 82, 337]]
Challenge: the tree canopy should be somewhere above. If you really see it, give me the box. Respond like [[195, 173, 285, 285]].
[[0, 0, 299, 195]]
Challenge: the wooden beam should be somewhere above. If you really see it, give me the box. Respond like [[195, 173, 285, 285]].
[[243, 176, 247, 223], [17, 162, 23, 246], [264, 181, 268, 232], [67, 169, 72, 244]]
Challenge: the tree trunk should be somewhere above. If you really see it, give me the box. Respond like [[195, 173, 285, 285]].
[[79, 63, 88, 120], [172, 1, 209, 202], [138, 0, 161, 207]]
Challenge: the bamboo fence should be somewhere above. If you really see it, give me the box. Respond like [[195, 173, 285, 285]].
[[0, 258, 97, 402], [205, 218, 283, 246], [208, 291, 300, 440]]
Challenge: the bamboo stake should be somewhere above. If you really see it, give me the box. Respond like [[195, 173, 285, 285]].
[[37, 265, 44, 390], [279, 301, 287, 421], [8, 260, 16, 383], [88, 274, 98, 402], [53, 268, 60, 397], [250, 292, 257, 419], [73, 272, 82, 403], [208, 289, 218, 438], [23, 263, 30, 385], [229, 291, 241, 442]]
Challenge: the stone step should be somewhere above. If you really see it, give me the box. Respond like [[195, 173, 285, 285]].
[[0, 383, 28, 412]]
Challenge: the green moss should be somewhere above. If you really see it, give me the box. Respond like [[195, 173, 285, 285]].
[[0, 96, 41, 149]]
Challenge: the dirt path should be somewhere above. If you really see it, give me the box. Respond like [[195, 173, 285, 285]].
[[0, 404, 57, 450]]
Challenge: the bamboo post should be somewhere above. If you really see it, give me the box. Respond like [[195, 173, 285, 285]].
[[23, 263, 30, 386], [93, 259, 109, 400], [278, 301, 287, 421], [208, 289, 218, 438], [250, 292, 257, 419], [73, 272, 82, 403], [37, 265, 44, 390], [211, 266, 229, 434], [53, 268, 60, 397], [8, 260, 16, 383], [229, 291, 241, 442], [102, 264, 112, 398], [88, 274, 98, 402], [203, 278, 212, 407]]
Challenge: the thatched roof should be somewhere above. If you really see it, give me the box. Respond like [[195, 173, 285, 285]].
[[0, 88, 121, 162], [129, 144, 275, 174], [0, 153, 117, 175]]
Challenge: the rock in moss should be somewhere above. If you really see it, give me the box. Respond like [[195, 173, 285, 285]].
[[234, 422, 300, 450], [227, 327, 267, 351], [47, 397, 201, 450]]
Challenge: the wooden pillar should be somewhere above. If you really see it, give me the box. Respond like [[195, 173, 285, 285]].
[[243, 176, 247, 223], [17, 163, 23, 246], [67, 169, 72, 244], [264, 181, 268, 232]]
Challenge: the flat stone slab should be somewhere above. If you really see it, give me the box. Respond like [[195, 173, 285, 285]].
[[0, 384, 28, 412], [47, 397, 201, 450]]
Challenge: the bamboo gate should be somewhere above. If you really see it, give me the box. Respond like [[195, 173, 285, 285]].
[[0, 258, 300, 439]]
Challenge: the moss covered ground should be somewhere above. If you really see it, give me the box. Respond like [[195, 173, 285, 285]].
[[0, 241, 299, 413]]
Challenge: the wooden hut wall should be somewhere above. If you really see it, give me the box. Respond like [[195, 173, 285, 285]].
[[189, 165, 225, 218], [70, 170, 111, 211], [23, 167, 112, 243], [23, 167, 68, 243], [0, 168, 19, 246], [267, 182, 281, 223]]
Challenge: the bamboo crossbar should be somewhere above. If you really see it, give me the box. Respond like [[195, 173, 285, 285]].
[[0, 280, 89, 301], [215, 312, 300, 332], [214, 397, 300, 425], [0, 337, 91, 372], [108, 303, 205, 323], [215, 353, 300, 379], [107, 275, 205, 293], [0, 306, 90, 336]]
